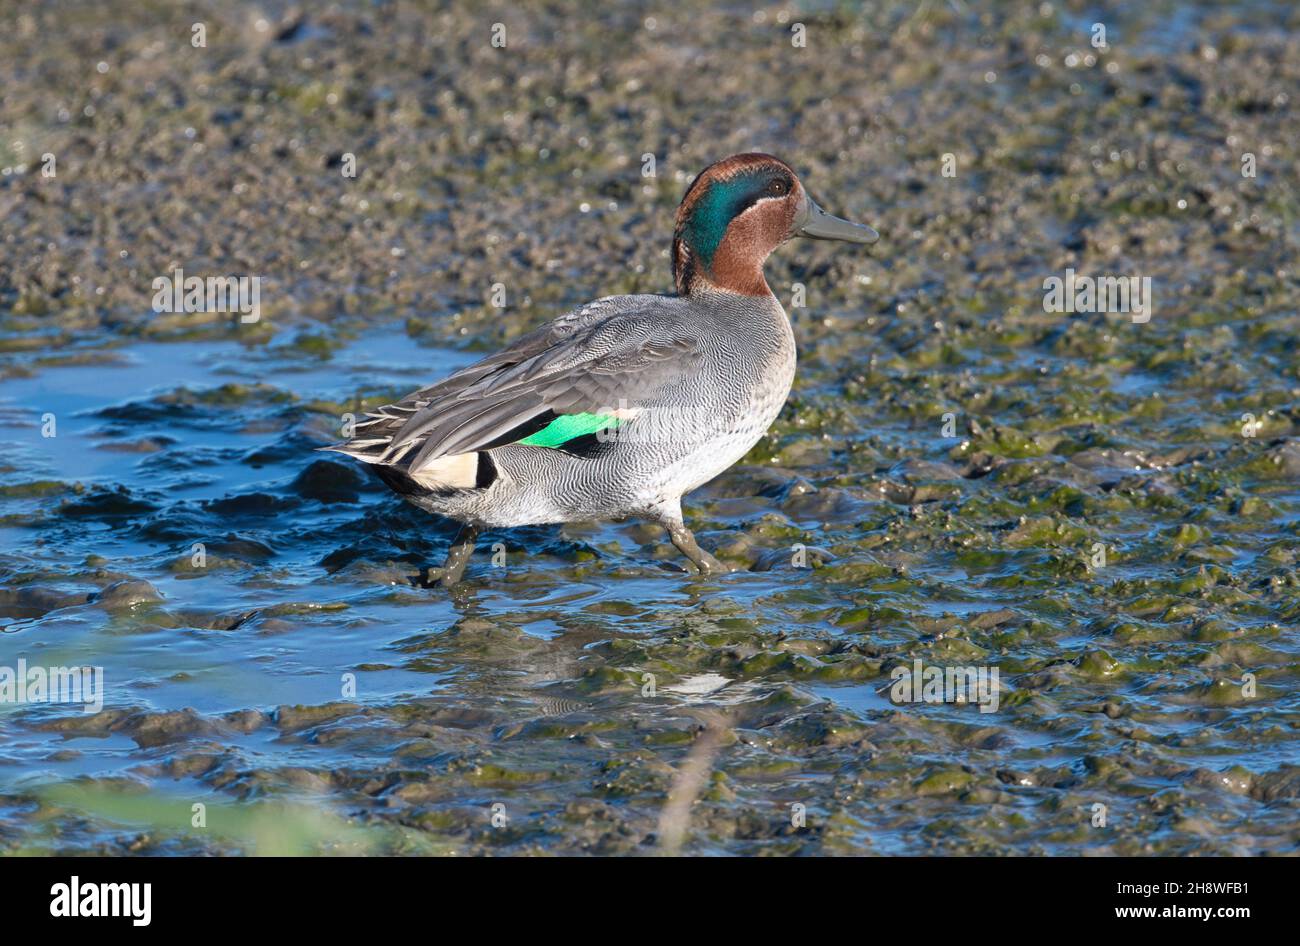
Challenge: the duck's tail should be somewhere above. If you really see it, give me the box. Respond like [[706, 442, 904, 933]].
[[320, 437, 496, 492]]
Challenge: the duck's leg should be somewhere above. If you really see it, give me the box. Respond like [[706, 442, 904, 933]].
[[427, 523, 479, 587], [668, 522, 727, 575], [653, 505, 728, 575]]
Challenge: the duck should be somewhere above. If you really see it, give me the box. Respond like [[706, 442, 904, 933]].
[[324, 153, 878, 585]]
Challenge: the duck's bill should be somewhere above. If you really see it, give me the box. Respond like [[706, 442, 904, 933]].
[[795, 195, 879, 244]]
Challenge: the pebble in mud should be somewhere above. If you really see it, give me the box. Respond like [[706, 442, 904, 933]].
[[88, 579, 163, 610]]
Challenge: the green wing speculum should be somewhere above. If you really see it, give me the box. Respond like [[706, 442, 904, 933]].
[[516, 412, 623, 448]]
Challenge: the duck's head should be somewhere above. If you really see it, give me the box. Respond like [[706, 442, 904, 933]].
[[671, 153, 878, 297]]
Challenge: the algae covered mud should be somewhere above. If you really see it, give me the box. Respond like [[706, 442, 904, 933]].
[[1, 0, 1298, 856]]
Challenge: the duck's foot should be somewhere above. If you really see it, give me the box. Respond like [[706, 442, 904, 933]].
[[665, 521, 729, 576], [431, 523, 479, 588]]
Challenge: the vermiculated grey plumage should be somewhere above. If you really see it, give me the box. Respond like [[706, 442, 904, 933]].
[[324, 288, 795, 531]]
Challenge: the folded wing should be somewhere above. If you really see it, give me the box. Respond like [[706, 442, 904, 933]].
[[324, 298, 701, 476]]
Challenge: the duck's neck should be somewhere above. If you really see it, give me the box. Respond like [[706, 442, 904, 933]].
[[677, 240, 774, 297], [697, 249, 772, 297]]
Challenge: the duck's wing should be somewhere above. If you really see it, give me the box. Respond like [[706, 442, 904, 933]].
[[324, 296, 702, 473]]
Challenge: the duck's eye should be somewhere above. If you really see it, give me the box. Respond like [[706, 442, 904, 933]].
[[767, 179, 788, 196]]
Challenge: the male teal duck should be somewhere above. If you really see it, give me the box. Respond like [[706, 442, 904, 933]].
[[325, 153, 878, 584]]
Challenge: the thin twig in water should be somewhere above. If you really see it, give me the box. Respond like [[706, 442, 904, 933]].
[[656, 709, 731, 856]]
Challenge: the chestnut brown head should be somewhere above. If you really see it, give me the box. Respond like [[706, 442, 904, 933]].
[[671, 153, 878, 296]]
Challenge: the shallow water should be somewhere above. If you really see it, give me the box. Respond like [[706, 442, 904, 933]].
[[1, 311, 1297, 855]]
